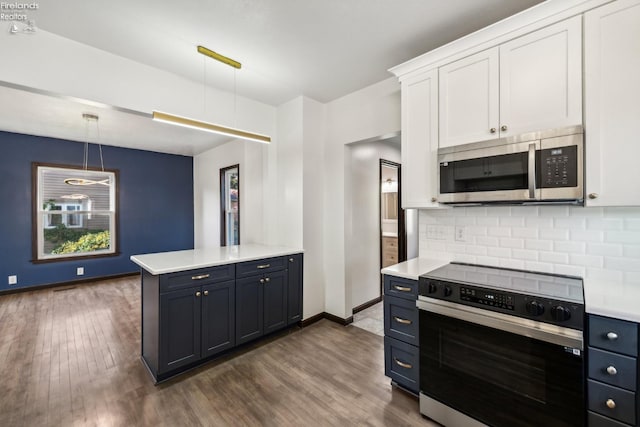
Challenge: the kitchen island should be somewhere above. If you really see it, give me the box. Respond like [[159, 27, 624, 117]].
[[131, 244, 304, 383]]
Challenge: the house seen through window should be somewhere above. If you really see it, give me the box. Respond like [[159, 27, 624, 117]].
[[34, 164, 118, 262]]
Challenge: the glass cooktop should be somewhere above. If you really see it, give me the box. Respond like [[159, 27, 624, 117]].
[[422, 262, 584, 304]]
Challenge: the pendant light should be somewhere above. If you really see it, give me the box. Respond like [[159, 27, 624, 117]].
[[63, 113, 110, 188], [151, 45, 270, 144]]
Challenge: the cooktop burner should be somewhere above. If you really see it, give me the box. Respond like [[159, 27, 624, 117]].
[[419, 263, 584, 330]]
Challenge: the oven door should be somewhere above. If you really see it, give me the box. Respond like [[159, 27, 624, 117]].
[[417, 298, 584, 427]]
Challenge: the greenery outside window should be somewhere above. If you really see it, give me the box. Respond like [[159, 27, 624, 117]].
[[33, 163, 118, 262]]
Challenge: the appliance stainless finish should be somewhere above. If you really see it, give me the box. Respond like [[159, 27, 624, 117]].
[[438, 126, 583, 205], [418, 263, 585, 427]]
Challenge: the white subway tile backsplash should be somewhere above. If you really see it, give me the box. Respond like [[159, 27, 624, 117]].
[[512, 249, 538, 261], [539, 252, 569, 264], [539, 229, 570, 241], [419, 207, 640, 287], [499, 238, 524, 249], [488, 227, 511, 237], [569, 230, 603, 243], [554, 241, 586, 254], [488, 247, 511, 258], [554, 217, 585, 230], [587, 243, 624, 257], [525, 239, 553, 251], [513, 228, 538, 239], [569, 254, 604, 268], [587, 218, 623, 231]]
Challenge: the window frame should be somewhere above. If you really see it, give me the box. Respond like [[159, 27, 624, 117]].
[[219, 164, 240, 247], [31, 162, 120, 264]]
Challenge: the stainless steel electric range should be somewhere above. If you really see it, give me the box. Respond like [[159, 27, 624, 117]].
[[418, 262, 585, 427]]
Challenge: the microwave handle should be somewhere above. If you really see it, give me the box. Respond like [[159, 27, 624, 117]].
[[528, 143, 536, 199]]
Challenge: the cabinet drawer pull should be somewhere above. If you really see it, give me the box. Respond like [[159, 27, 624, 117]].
[[588, 193, 598, 200], [191, 274, 210, 280], [393, 316, 412, 325], [606, 332, 618, 341], [394, 358, 412, 369], [259, 278, 265, 284], [265, 277, 270, 283], [393, 285, 412, 292], [257, 264, 271, 269], [501, 125, 508, 132], [195, 291, 201, 297], [203, 290, 209, 296], [606, 365, 617, 376], [606, 399, 616, 409], [490, 127, 497, 134], [289, 258, 294, 262]]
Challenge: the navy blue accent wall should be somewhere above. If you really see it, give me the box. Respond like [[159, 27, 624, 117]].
[[0, 131, 194, 291]]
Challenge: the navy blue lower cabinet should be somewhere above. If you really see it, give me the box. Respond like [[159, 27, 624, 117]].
[[286, 254, 303, 325], [201, 280, 235, 357], [236, 275, 265, 345], [159, 287, 202, 374], [264, 269, 288, 334], [384, 336, 419, 394]]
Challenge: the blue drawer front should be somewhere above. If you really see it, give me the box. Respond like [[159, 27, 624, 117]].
[[384, 336, 418, 394], [384, 295, 418, 346], [383, 275, 418, 301]]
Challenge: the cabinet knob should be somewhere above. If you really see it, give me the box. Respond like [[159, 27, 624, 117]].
[[606, 332, 618, 340], [606, 365, 617, 376], [259, 278, 265, 284], [195, 291, 201, 297], [490, 127, 497, 134], [431, 197, 437, 203], [289, 257, 294, 263], [606, 399, 616, 409], [501, 125, 508, 131], [588, 193, 598, 200], [265, 277, 270, 283]]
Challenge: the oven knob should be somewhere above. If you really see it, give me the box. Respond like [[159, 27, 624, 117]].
[[444, 286, 452, 297], [551, 305, 571, 322], [428, 282, 438, 294], [525, 301, 545, 316]]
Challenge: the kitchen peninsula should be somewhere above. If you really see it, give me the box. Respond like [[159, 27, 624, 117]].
[[131, 244, 304, 383]]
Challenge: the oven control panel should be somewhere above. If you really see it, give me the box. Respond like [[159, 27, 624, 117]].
[[419, 278, 584, 331]]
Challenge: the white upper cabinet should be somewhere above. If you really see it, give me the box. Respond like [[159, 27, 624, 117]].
[[439, 48, 499, 148], [499, 16, 582, 138], [438, 16, 582, 148], [584, 0, 640, 206], [401, 69, 439, 208]]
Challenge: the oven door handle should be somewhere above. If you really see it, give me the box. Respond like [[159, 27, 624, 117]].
[[417, 297, 583, 350]]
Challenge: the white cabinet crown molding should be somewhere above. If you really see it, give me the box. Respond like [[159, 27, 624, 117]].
[[389, 0, 612, 79]]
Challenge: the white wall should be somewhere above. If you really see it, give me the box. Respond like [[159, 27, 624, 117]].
[[194, 140, 267, 248], [419, 206, 640, 285], [324, 77, 401, 318], [348, 140, 401, 309]]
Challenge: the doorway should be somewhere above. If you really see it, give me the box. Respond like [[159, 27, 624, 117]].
[[380, 160, 406, 274]]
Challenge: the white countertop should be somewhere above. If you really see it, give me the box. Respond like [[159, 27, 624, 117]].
[[584, 280, 640, 323], [130, 244, 304, 275], [381, 257, 450, 281]]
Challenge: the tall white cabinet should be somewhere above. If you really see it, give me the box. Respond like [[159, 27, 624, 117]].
[[401, 70, 439, 208], [584, 0, 640, 207], [438, 16, 582, 148]]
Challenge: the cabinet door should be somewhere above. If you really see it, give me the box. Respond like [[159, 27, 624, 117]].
[[235, 276, 264, 345], [401, 69, 440, 208], [201, 280, 235, 358], [286, 254, 303, 325], [499, 16, 582, 138], [585, 0, 640, 206], [263, 269, 288, 335], [159, 287, 201, 374], [439, 48, 499, 147]]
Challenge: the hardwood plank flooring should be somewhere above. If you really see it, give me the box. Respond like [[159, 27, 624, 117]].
[[0, 276, 437, 426]]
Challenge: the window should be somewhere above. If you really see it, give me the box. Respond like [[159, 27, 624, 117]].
[[33, 163, 118, 262], [220, 164, 239, 246]]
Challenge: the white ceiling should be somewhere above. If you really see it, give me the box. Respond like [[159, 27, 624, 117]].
[[3, 0, 544, 155]]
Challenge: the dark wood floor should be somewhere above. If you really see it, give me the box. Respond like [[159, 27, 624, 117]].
[[0, 276, 436, 426]]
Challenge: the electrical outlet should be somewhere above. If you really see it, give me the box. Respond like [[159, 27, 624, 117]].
[[455, 226, 467, 242], [77, 267, 84, 276], [8, 275, 17, 285]]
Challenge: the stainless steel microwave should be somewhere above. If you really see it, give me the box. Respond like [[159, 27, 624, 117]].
[[437, 126, 584, 205]]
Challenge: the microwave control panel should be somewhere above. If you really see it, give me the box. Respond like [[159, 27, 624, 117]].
[[539, 145, 578, 188]]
